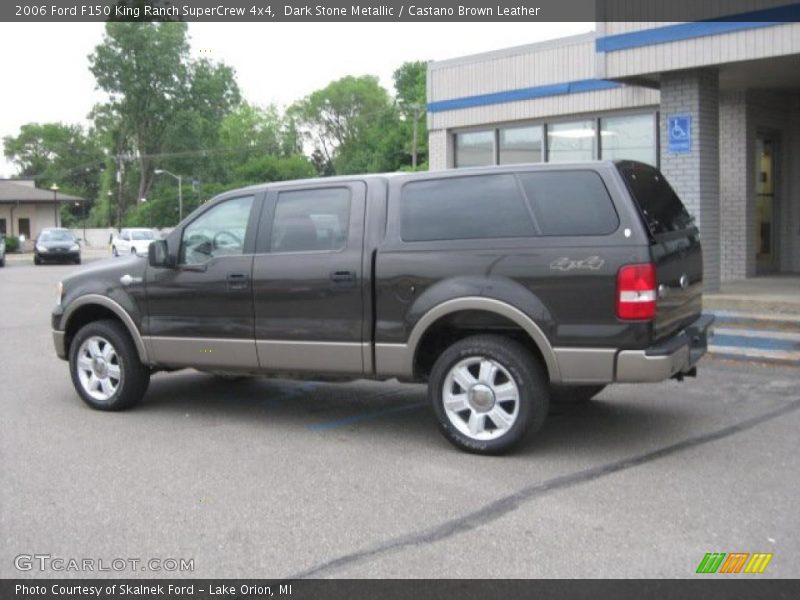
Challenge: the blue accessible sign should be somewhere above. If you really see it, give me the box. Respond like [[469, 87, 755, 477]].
[[667, 114, 692, 154]]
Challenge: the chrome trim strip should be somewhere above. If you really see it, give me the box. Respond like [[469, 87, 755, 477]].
[[62, 294, 149, 363], [256, 340, 364, 374], [149, 336, 258, 369], [375, 297, 560, 381], [553, 348, 617, 384]]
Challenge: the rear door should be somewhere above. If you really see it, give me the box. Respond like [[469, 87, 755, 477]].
[[251, 181, 367, 374], [615, 161, 703, 341]]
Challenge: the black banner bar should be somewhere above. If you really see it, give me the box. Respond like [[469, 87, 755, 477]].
[[3, 580, 800, 600], [3, 0, 800, 22]]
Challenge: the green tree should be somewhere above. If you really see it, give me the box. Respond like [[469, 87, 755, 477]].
[[89, 22, 190, 205], [2, 122, 104, 224], [291, 75, 403, 175]]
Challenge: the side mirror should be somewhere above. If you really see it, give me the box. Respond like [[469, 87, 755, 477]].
[[148, 239, 172, 268]]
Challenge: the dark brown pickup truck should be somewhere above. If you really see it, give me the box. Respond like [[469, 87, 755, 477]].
[[52, 160, 713, 454]]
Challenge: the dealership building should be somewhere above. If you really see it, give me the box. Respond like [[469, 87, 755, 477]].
[[426, 16, 800, 289]]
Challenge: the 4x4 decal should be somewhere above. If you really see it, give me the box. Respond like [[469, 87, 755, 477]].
[[549, 256, 605, 272]]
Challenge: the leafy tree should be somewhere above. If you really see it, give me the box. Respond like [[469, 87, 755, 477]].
[[2, 122, 104, 224], [291, 75, 403, 175], [89, 22, 190, 204]]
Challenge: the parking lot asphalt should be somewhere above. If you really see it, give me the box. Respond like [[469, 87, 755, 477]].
[[1, 258, 798, 579]]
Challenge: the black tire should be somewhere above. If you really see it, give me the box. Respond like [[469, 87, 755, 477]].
[[0, 256, 4, 267], [550, 385, 606, 404], [34, 255, 41, 265], [131, 248, 137, 255], [69, 319, 150, 411], [74, 257, 82, 265], [112, 246, 118, 257], [429, 334, 550, 455]]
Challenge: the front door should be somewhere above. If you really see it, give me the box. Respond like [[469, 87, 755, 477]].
[[755, 135, 778, 273], [145, 194, 261, 369], [251, 181, 367, 374]]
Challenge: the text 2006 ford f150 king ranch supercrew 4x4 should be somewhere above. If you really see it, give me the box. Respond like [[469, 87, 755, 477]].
[[52, 161, 713, 454]]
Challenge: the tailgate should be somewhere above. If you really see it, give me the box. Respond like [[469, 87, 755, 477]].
[[616, 161, 704, 341]]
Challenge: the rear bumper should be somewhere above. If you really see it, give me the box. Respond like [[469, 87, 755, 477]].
[[616, 314, 714, 383]]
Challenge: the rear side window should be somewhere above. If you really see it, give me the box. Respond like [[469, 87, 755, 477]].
[[616, 162, 694, 235], [400, 174, 535, 242], [518, 171, 619, 236]]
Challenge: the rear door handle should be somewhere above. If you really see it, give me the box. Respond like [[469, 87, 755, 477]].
[[330, 270, 356, 286], [227, 272, 249, 291]]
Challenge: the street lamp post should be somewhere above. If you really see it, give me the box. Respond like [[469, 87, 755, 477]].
[[154, 169, 183, 223], [50, 183, 60, 228], [75, 201, 86, 242]]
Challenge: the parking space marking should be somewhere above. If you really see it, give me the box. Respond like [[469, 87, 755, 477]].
[[289, 397, 800, 579]]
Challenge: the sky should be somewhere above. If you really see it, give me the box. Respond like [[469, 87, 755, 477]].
[[0, 22, 593, 178]]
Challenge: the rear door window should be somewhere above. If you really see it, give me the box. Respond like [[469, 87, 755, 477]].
[[517, 171, 619, 236], [616, 161, 694, 235], [400, 174, 535, 242]]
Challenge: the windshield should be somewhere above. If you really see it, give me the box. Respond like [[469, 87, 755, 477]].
[[131, 230, 155, 240], [40, 231, 74, 242]]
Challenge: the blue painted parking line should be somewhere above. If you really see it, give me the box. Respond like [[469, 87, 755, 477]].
[[711, 334, 799, 352], [310, 401, 428, 432]]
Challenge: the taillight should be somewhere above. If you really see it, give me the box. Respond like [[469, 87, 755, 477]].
[[616, 263, 656, 321]]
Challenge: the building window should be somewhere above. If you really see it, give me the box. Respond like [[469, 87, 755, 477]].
[[600, 114, 656, 165], [547, 120, 597, 162], [499, 125, 543, 165], [18, 218, 31, 240], [454, 131, 494, 168], [0, 218, 6, 235]]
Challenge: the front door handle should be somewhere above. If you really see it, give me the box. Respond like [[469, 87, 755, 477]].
[[227, 272, 249, 291]]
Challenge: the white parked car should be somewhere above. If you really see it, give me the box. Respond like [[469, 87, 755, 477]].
[[111, 228, 159, 257]]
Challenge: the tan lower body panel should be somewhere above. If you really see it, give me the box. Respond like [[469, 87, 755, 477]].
[[256, 340, 364, 374], [148, 337, 259, 369]]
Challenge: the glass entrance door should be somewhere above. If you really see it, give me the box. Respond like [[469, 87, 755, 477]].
[[755, 136, 777, 273]]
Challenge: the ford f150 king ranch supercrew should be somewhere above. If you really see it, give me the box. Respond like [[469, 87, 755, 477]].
[[52, 161, 713, 454]]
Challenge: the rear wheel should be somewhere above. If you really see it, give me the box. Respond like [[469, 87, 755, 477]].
[[112, 246, 118, 257], [69, 319, 150, 411], [131, 248, 137, 256], [550, 385, 606, 404], [429, 335, 549, 454], [34, 255, 41, 265]]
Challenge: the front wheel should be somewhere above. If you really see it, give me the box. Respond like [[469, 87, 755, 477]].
[[429, 335, 549, 455], [69, 319, 150, 411], [112, 246, 118, 257]]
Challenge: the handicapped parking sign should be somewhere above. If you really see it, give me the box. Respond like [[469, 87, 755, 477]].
[[668, 114, 692, 154]]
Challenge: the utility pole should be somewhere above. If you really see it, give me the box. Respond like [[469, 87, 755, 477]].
[[116, 154, 124, 229]]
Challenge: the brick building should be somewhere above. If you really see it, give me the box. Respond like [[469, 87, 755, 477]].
[[426, 12, 800, 289]]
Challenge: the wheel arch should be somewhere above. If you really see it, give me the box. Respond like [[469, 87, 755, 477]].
[[62, 295, 149, 364], [377, 297, 561, 382]]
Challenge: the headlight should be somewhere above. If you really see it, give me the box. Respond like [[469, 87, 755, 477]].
[[70, 244, 80, 252], [36, 244, 48, 253], [56, 282, 64, 305]]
